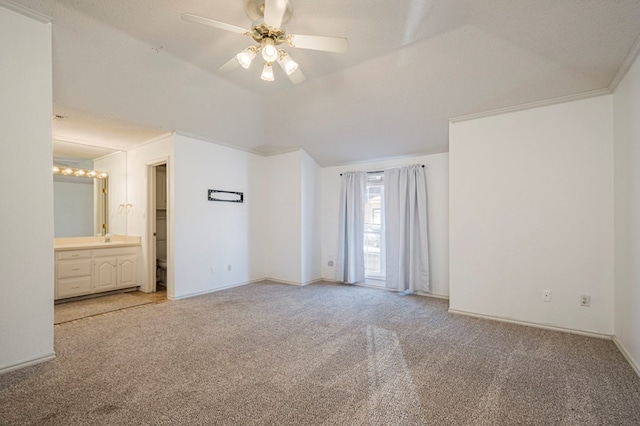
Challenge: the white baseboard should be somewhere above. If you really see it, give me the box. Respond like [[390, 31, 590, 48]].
[[169, 280, 257, 300], [262, 277, 303, 286], [448, 308, 613, 340], [416, 291, 449, 300], [0, 352, 56, 375], [262, 277, 325, 286], [613, 336, 640, 379]]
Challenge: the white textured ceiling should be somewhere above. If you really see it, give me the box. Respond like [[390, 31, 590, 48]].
[[12, 0, 640, 165]]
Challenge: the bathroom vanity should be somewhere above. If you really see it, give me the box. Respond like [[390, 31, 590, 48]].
[[54, 236, 141, 300]]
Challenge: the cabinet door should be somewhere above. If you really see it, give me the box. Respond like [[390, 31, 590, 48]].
[[93, 257, 117, 292], [117, 255, 138, 288]]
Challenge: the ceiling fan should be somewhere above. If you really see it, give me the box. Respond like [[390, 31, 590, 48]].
[[181, 0, 348, 84]]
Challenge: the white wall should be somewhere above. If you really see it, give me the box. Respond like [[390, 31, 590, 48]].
[[94, 151, 127, 235], [613, 53, 640, 372], [126, 135, 175, 296], [173, 134, 266, 298], [0, 5, 54, 373], [301, 150, 323, 284], [53, 180, 94, 237], [449, 96, 614, 335], [321, 153, 450, 297], [264, 150, 302, 284]]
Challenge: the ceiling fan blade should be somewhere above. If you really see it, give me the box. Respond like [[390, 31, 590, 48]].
[[219, 56, 240, 73], [181, 13, 248, 34], [288, 34, 348, 53], [263, 0, 288, 29], [288, 68, 306, 84]]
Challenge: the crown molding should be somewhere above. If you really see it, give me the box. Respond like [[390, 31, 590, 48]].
[[609, 32, 640, 92], [263, 147, 301, 157], [0, 0, 50, 23], [449, 88, 611, 123], [174, 130, 269, 156], [175, 130, 306, 159], [53, 131, 173, 152]]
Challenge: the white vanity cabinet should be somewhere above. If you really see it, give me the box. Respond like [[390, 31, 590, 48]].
[[117, 255, 138, 288], [93, 256, 118, 292], [55, 245, 140, 300], [56, 250, 93, 299]]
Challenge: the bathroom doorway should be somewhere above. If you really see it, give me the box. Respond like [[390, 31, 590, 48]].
[[147, 160, 170, 299]]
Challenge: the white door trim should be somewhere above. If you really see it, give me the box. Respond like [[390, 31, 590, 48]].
[[145, 158, 170, 297]]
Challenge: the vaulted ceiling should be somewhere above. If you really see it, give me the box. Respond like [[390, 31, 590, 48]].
[[12, 0, 640, 165]]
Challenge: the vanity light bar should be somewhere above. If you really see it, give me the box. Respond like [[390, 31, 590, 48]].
[[52, 166, 108, 179]]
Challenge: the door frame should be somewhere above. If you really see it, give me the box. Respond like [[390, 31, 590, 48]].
[[145, 158, 170, 297]]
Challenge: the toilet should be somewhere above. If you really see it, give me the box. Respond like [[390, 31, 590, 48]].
[[156, 240, 167, 287], [156, 258, 167, 287]]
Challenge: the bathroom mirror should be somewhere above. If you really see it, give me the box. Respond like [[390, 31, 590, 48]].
[[53, 141, 127, 237]]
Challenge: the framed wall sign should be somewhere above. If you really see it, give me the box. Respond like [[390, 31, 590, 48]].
[[208, 189, 243, 203]]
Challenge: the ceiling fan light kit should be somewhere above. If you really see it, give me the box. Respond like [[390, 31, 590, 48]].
[[181, 0, 348, 84], [261, 63, 275, 81], [236, 46, 258, 69], [278, 50, 298, 76]]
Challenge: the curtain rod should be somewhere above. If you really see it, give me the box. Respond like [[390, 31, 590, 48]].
[[340, 164, 424, 176]]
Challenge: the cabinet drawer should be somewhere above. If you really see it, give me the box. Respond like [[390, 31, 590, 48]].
[[56, 276, 92, 299], [57, 250, 92, 260], [57, 259, 92, 278]]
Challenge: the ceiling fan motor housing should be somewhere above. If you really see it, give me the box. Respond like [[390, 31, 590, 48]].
[[244, 0, 293, 24], [251, 20, 287, 46]]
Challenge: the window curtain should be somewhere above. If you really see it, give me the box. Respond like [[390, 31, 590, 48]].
[[336, 171, 367, 284], [384, 165, 429, 292]]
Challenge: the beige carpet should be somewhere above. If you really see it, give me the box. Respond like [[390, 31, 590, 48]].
[[2, 281, 640, 425], [54, 292, 153, 324]]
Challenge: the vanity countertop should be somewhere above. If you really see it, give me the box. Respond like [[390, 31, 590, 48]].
[[54, 236, 141, 251]]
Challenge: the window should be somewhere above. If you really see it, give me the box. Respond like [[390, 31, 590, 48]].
[[364, 173, 385, 281]]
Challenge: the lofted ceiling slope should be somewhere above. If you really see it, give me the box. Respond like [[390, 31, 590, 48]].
[[11, 0, 640, 166]]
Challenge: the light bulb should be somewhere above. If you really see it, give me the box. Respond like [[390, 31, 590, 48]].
[[62, 168, 73, 175], [236, 47, 256, 69], [75, 169, 86, 176], [279, 52, 298, 76], [87, 170, 97, 178], [100, 172, 108, 178], [52, 166, 60, 173], [261, 39, 278, 63], [261, 62, 274, 82]]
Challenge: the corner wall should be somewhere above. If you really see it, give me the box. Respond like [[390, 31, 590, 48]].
[[0, 5, 54, 372], [264, 151, 302, 284], [173, 134, 266, 298], [301, 151, 323, 284], [449, 96, 614, 335], [613, 52, 640, 373]]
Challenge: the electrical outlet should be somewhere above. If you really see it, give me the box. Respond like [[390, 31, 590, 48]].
[[542, 290, 552, 302], [227, 264, 232, 272], [580, 295, 591, 307]]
